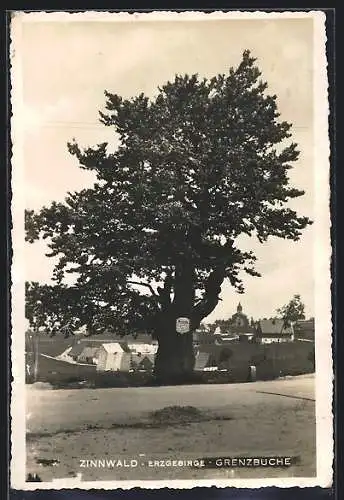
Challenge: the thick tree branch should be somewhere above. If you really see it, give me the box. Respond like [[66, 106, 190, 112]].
[[157, 271, 174, 310], [127, 280, 158, 298], [191, 266, 226, 327]]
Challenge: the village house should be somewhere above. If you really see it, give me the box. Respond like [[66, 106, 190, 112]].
[[254, 319, 294, 344], [130, 352, 155, 371], [137, 354, 155, 372], [78, 346, 100, 364], [294, 318, 315, 341], [96, 342, 131, 372], [100, 332, 158, 346], [68, 343, 85, 361]]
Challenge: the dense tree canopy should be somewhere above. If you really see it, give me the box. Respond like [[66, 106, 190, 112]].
[[25, 51, 311, 380]]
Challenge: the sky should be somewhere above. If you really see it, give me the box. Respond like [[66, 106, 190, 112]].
[[17, 13, 316, 322]]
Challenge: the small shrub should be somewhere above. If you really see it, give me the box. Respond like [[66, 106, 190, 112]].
[[150, 406, 204, 424]]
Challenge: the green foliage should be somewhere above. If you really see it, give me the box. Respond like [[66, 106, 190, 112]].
[[25, 50, 311, 335], [276, 294, 306, 324], [25, 282, 83, 335]]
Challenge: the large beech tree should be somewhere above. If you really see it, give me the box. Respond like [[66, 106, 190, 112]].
[[25, 51, 311, 383]]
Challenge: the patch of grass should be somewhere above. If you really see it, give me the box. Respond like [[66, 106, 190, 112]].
[[111, 406, 233, 429], [150, 406, 205, 424], [110, 421, 161, 429]]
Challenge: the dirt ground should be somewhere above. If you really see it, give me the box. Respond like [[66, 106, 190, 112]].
[[26, 375, 316, 482]]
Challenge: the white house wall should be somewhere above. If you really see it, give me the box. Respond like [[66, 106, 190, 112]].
[[260, 337, 293, 344], [106, 353, 118, 371], [120, 354, 131, 372], [97, 350, 138, 372], [96, 350, 107, 371]]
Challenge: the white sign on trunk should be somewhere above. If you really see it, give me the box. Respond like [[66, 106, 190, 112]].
[[176, 317, 190, 334]]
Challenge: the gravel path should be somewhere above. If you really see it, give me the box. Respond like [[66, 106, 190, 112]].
[[26, 375, 316, 482]]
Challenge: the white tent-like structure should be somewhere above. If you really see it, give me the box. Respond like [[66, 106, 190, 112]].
[[96, 343, 131, 372]]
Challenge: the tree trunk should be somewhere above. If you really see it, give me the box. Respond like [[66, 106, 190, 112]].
[[154, 320, 195, 385], [153, 265, 196, 384], [152, 264, 225, 384]]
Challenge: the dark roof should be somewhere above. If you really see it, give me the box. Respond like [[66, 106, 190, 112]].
[[79, 347, 99, 358], [294, 320, 315, 340], [119, 341, 132, 353], [138, 354, 155, 367], [256, 319, 293, 336], [294, 319, 315, 332], [69, 344, 85, 356]]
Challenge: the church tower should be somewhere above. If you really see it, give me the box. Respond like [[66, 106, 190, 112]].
[[229, 302, 250, 332]]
